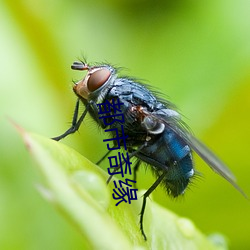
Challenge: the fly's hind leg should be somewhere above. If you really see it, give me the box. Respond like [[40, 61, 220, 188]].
[[140, 171, 167, 240]]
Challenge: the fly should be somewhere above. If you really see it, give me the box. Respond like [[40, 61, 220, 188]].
[[52, 60, 247, 240]]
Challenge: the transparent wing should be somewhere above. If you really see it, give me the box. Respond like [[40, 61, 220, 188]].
[[170, 122, 247, 198], [148, 110, 247, 198]]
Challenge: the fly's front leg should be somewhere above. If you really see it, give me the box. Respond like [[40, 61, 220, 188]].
[[88, 100, 107, 129], [52, 99, 89, 141]]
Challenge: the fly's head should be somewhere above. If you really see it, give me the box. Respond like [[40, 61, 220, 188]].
[[72, 61, 116, 102]]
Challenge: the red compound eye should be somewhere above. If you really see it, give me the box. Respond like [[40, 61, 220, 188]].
[[87, 68, 111, 92]]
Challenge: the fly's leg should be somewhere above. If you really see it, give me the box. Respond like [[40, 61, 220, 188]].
[[96, 145, 120, 165], [88, 100, 107, 129], [106, 167, 121, 184], [133, 160, 141, 185], [96, 150, 112, 165], [140, 172, 167, 240], [106, 143, 147, 184], [52, 99, 89, 141]]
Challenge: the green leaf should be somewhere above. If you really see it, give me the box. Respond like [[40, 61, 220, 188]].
[[19, 127, 227, 250]]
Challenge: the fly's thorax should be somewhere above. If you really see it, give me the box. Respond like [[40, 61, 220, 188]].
[[73, 64, 117, 103]]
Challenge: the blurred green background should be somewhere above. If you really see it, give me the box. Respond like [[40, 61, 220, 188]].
[[1, 0, 250, 249]]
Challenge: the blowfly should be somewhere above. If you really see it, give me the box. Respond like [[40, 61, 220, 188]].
[[52, 60, 246, 240]]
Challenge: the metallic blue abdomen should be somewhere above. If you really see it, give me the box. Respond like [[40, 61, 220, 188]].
[[136, 128, 194, 197]]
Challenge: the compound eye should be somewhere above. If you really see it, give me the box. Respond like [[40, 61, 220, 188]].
[[87, 68, 111, 92]]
